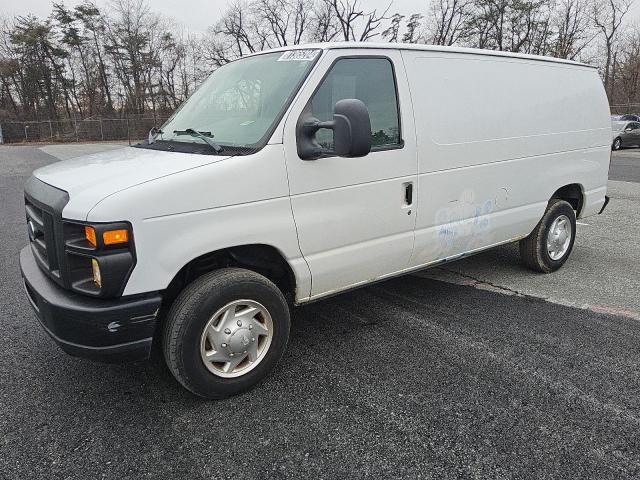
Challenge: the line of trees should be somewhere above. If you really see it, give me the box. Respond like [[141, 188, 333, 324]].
[[0, 0, 638, 122]]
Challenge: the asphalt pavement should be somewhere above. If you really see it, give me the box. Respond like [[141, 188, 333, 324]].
[[610, 150, 640, 183], [423, 179, 640, 320], [1, 145, 640, 479]]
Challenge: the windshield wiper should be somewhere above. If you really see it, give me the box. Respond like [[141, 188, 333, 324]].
[[148, 127, 163, 144], [173, 128, 224, 153]]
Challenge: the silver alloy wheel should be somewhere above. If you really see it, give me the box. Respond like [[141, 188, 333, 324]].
[[614, 138, 621, 150], [546, 214, 572, 261], [200, 299, 274, 378]]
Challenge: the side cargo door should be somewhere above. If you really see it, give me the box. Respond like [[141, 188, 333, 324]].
[[282, 49, 418, 299]]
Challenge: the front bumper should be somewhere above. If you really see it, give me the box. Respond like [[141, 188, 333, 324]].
[[19, 246, 162, 363]]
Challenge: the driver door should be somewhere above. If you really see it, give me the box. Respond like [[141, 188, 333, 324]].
[[282, 49, 418, 299]]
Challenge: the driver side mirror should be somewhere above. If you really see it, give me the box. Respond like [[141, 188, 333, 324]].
[[297, 99, 372, 160], [625, 127, 633, 132]]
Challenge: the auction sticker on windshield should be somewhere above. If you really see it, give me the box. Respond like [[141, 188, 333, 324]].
[[278, 50, 319, 62]]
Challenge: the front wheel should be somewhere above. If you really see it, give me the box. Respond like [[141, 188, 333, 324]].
[[613, 137, 622, 150], [162, 268, 290, 399], [519, 199, 576, 273]]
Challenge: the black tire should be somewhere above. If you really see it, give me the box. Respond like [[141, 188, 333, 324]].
[[519, 199, 576, 273], [162, 268, 290, 399], [613, 137, 622, 150]]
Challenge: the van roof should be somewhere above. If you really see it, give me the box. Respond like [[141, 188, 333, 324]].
[[257, 42, 594, 69]]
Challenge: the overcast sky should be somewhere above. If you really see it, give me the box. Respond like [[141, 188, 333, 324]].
[[0, 0, 428, 33], [2, 0, 638, 35]]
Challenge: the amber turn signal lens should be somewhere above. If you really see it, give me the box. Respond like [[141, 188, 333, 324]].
[[103, 229, 129, 245], [85, 226, 97, 247]]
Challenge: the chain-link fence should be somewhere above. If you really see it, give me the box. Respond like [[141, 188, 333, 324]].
[[0, 116, 170, 144], [0, 105, 634, 144], [610, 104, 640, 115]]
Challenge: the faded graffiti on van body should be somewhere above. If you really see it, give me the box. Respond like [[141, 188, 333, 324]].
[[419, 190, 497, 261]]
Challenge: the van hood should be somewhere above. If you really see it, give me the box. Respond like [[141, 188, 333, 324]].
[[33, 146, 231, 220]]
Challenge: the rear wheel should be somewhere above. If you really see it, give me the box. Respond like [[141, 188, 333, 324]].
[[613, 137, 622, 150], [162, 268, 290, 399], [519, 199, 576, 273]]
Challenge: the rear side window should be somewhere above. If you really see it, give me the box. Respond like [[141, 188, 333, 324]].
[[310, 57, 401, 150]]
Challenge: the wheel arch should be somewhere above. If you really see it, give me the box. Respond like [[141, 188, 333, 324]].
[[163, 244, 298, 308], [551, 183, 585, 217]]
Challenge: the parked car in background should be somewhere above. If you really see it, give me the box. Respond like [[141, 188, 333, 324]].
[[611, 120, 640, 150]]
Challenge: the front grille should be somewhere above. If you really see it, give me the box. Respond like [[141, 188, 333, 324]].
[[25, 197, 62, 281], [24, 176, 69, 288], [25, 201, 47, 264]]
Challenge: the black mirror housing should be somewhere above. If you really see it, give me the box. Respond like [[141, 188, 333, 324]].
[[333, 99, 372, 157], [297, 98, 372, 160]]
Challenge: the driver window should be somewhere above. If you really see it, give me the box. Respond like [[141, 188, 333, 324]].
[[310, 57, 401, 150]]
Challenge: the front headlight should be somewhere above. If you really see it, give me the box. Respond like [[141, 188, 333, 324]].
[[63, 221, 135, 298]]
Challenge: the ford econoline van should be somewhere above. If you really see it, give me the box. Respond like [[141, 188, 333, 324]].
[[20, 43, 611, 399]]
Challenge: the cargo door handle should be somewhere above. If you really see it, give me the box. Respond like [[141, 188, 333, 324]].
[[403, 182, 413, 206]]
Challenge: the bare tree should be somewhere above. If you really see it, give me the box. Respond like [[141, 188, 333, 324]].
[[466, 0, 554, 53], [256, 0, 311, 46], [593, 0, 632, 95], [310, 1, 340, 41], [321, 0, 392, 41], [429, 0, 472, 46], [75, 1, 115, 112], [215, 1, 262, 56], [550, 0, 595, 59], [614, 27, 640, 105], [0, 0, 635, 123]]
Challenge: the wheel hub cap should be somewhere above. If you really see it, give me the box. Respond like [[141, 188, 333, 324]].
[[200, 300, 273, 378], [546, 214, 572, 261], [227, 327, 254, 355]]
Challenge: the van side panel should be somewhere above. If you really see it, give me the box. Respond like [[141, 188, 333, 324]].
[[401, 50, 610, 268]]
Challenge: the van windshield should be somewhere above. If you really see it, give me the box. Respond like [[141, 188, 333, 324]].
[[152, 49, 321, 153]]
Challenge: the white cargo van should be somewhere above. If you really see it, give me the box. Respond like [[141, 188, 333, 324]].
[[20, 43, 611, 398]]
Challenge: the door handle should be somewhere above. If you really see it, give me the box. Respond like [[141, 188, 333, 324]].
[[403, 182, 413, 206]]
